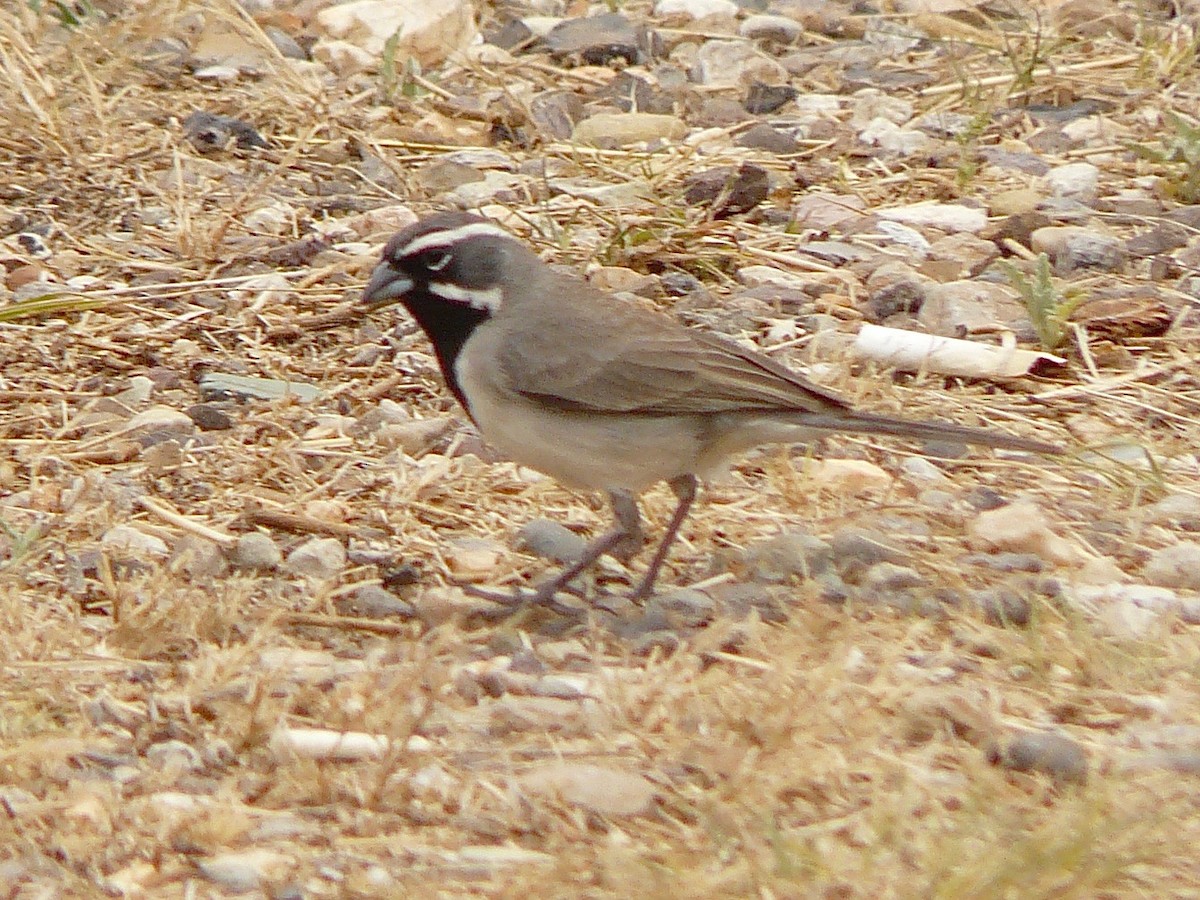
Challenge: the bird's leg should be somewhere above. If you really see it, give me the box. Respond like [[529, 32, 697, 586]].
[[522, 489, 642, 603], [606, 489, 645, 562], [629, 474, 697, 601], [465, 489, 644, 613]]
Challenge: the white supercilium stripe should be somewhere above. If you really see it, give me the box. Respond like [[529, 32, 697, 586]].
[[430, 282, 503, 312], [402, 222, 511, 256]]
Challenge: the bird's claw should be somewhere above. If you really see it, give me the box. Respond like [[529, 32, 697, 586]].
[[461, 582, 587, 618]]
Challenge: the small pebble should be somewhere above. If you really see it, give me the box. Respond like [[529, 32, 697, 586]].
[[859, 562, 926, 596], [101, 525, 169, 557], [683, 164, 770, 218], [543, 13, 640, 66], [739, 14, 802, 43], [1143, 541, 1200, 590], [115, 375, 153, 406], [807, 458, 894, 494], [335, 585, 416, 619], [445, 537, 506, 581], [972, 586, 1033, 627], [197, 850, 292, 893], [735, 122, 798, 152], [1143, 493, 1200, 527], [571, 112, 687, 146], [169, 534, 229, 580], [144, 739, 203, 773], [995, 731, 1088, 784], [743, 530, 833, 582], [655, 0, 737, 20], [284, 537, 346, 579], [126, 405, 195, 436], [900, 456, 948, 484], [967, 501, 1081, 565], [962, 551, 1045, 573], [229, 532, 282, 571], [644, 588, 716, 627], [962, 486, 1007, 510], [829, 528, 905, 570], [186, 403, 234, 431], [1044, 161, 1099, 201]]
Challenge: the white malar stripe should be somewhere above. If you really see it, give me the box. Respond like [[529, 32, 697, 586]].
[[431, 281, 503, 312], [401, 222, 511, 257]]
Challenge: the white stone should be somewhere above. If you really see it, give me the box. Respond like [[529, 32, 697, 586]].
[[285, 537, 346, 579], [735, 265, 810, 289], [101, 525, 169, 557], [310, 38, 375, 76], [794, 94, 843, 116], [655, 0, 737, 19], [198, 850, 292, 893], [1044, 162, 1100, 201], [519, 763, 657, 817], [115, 376, 153, 406], [1097, 600, 1162, 639], [876, 221, 931, 256], [878, 202, 987, 234], [571, 113, 687, 146], [739, 14, 802, 42], [520, 16, 563, 37], [805, 458, 894, 494], [449, 171, 528, 207], [900, 456, 949, 484], [692, 40, 786, 88], [315, 0, 478, 65], [244, 201, 296, 235], [967, 501, 1082, 565], [918, 280, 1024, 334], [1144, 541, 1200, 591], [552, 178, 654, 207], [850, 89, 914, 127], [858, 118, 934, 155]]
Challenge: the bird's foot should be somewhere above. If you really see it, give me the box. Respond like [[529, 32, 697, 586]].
[[461, 582, 587, 618]]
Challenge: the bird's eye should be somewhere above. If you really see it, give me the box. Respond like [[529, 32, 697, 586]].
[[424, 250, 452, 271]]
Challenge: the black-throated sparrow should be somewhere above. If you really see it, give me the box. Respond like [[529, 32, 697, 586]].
[[362, 212, 1060, 607]]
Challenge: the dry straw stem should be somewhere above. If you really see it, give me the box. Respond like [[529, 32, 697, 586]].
[[0, 0, 1199, 896]]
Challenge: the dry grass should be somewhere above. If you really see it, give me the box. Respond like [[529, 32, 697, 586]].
[[2, 0, 1200, 896]]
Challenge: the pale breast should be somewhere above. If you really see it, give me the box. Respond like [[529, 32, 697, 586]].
[[455, 328, 708, 492]]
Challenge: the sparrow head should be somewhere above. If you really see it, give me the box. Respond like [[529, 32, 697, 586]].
[[362, 212, 517, 315]]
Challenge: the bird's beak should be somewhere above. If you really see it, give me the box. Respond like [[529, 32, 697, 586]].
[[361, 263, 413, 310]]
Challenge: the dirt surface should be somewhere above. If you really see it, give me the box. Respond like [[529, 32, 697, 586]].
[[1, 0, 1199, 896]]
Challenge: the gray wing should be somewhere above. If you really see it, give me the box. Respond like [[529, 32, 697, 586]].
[[496, 280, 850, 416]]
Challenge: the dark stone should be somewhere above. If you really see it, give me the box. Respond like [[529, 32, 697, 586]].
[[994, 731, 1088, 784], [182, 111, 267, 153], [866, 279, 925, 321], [544, 14, 642, 66], [743, 81, 797, 114], [683, 164, 770, 218], [982, 212, 1052, 252], [978, 147, 1051, 176], [529, 91, 584, 140], [973, 586, 1033, 627], [962, 487, 1007, 511], [1126, 222, 1189, 258], [335, 585, 416, 619], [485, 19, 534, 50], [592, 71, 673, 114], [736, 123, 799, 154], [660, 272, 704, 296], [186, 403, 234, 431]]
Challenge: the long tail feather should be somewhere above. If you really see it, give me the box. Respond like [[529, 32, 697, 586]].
[[795, 411, 1062, 455]]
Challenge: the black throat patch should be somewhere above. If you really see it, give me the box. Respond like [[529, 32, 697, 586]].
[[401, 289, 490, 417]]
